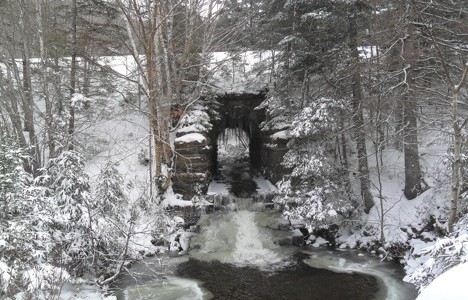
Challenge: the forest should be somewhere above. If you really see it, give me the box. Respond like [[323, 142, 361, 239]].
[[0, 0, 467, 299]]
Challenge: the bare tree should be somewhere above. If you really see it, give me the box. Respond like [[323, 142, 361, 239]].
[[349, 4, 374, 213], [0, 0, 43, 175], [113, 0, 224, 193]]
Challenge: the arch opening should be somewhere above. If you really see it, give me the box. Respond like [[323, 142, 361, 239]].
[[212, 128, 258, 198]]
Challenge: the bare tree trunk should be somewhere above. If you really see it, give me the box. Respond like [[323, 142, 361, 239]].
[[448, 63, 468, 232], [19, 0, 41, 176], [175, 2, 195, 102], [349, 9, 374, 213], [68, 0, 78, 150], [394, 98, 404, 150], [115, 0, 224, 193], [2, 65, 28, 150], [35, 0, 56, 159], [402, 11, 423, 200], [340, 120, 354, 205], [83, 57, 91, 97]]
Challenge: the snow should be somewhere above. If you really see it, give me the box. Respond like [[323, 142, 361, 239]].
[[358, 46, 379, 59], [416, 263, 468, 300], [124, 277, 206, 300], [253, 176, 277, 194], [208, 51, 275, 94], [174, 133, 206, 144], [270, 130, 290, 141], [207, 181, 230, 195], [177, 124, 206, 134], [60, 282, 115, 300], [161, 187, 194, 207]]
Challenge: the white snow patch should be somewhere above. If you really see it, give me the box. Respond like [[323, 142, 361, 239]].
[[253, 176, 277, 194], [124, 277, 207, 300], [161, 188, 193, 207], [174, 133, 206, 144], [416, 263, 468, 300], [270, 130, 290, 141]]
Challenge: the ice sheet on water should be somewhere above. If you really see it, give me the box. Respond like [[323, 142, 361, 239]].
[[302, 249, 417, 300], [124, 277, 210, 300]]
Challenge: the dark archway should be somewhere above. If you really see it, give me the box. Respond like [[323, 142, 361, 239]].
[[211, 93, 266, 173]]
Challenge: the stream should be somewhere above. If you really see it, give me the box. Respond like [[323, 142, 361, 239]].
[[117, 139, 418, 300]]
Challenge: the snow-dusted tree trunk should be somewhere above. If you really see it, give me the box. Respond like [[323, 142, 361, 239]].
[[448, 62, 468, 232], [402, 5, 423, 200], [35, 0, 57, 159], [116, 0, 175, 192]]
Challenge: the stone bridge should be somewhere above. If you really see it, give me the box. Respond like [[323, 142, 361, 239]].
[[172, 92, 289, 199]]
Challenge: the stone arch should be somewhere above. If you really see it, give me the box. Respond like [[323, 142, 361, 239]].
[[173, 92, 288, 199]]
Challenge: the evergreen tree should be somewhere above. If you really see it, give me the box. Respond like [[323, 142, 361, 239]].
[[0, 135, 67, 299], [276, 98, 354, 230], [37, 150, 94, 276]]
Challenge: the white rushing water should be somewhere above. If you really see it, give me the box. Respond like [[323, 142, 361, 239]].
[[191, 210, 288, 269], [231, 210, 282, 267]]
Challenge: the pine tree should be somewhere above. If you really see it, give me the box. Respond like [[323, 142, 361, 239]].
[[37, 150, 93, 276], [0, 135, 67, 298]]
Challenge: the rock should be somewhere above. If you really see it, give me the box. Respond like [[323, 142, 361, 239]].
[[274, 237, 292, 246], [314, 224, 339, 246], [292, 229, 305, 246], [151, 238, 165, 247], [377, 247, 387, 256]]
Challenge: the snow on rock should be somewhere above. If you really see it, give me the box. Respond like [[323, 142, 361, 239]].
[[270, 130, 291, 141], [311, 237, 329, 247], [176, 103, 213, 136], [161, 188, 193, 208], [177, 124, 207, 134], [174, 133, 206, 144], [416, 263, 468, 300]]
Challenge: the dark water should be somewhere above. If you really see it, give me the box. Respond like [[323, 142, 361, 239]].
[[177, 253, 379, 300], [213, 155, 258, 197]]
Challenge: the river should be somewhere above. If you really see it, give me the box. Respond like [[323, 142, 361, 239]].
[[116, 134, 417, 300]]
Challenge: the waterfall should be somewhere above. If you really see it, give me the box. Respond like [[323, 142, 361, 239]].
[[192, 210, 286, 270], [231, 211, 282, 268]]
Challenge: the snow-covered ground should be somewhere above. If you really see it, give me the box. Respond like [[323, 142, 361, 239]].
[[416, 263, 468, 300]]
